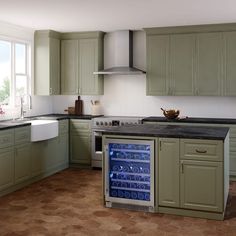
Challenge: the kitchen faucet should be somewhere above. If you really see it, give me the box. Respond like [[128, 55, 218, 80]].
[[20, 97, 26, 120]]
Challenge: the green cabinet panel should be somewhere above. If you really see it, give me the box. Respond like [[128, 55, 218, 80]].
[[61, 39, 79, 94], [170, 34, 195, 95], [61, 32, 104, 95], [223, 32, 236, 96], [145, 24, 236, 96], [31, 141, 47, 177], [146, 35, 169, 95], [180, 160, 223, 212], [70, 134, 91, 164], [70, 119, 91, 165], [15, 143, 31, 184], [0, 148, 14, 191], [195, 33, 222, 95], [34, 30, 61, 95], [79, 39, 103, 95], [158, 138, 180, 207]]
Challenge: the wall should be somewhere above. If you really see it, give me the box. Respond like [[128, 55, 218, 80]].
[[0, 21, 53, 119], [52, 30, 236, 119]]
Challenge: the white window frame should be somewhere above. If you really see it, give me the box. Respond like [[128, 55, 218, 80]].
[[0, 36, 31, 108]]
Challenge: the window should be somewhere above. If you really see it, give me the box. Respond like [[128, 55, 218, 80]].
[[0, 39, 30, 107]]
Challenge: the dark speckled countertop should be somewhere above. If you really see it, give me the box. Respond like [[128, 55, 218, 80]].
[[142, 116, 236, 124], [101, 124, 229, 140], [0, 114, 102, 130]]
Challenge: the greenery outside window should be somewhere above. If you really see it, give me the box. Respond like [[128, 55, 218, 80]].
[[0, 38, 31, 108]]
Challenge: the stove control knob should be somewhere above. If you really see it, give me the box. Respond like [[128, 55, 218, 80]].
[[125, 122, 128, 125], [96, 122, 99, 125], [105, 122, 108, 126], [121, 122, 124, 126], [109, 122, 112, 126], [100, 122, 103, 126]]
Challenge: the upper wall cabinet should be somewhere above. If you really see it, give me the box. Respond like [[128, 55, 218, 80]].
[[60, 32, 104, 95], [145, 23, 236, 96], [34, 30, 61, 95], [223, 32, 236, 96]]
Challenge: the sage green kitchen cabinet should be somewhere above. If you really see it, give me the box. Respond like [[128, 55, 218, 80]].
[[14, 143, 31, 184], [180, 139, 224, 212], [34, 30, 61, 95], [79, 38, 103, 95], [145, 23, 236, 96], [170, 34, 195, 95], [14, 126, 31, 184], [61, 32, 104, 95], [0, 147, 14, 191], [146, 33, 195, 96], [223, 32, 236, 96], [31, 120, 69, 176], [0, 129, 14, 191], [195, 33, 222, 96], [157, 137, 227, 218], [61, 39, 79, 94], [70, 119, 91, 165], [146, 35, 169, 95], [158, 138, 180, 207], [180, 159, 223, 212]]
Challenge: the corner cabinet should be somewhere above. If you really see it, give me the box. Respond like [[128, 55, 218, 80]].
[[70, 119, 91, 165], [145, 23, 236, 96], [61, 32, 104, 95], [34, 30, 61, 95]]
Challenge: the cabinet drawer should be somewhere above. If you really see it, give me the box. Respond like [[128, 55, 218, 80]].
[[70, 120, 91, 131], [15, 127, 30, 145], [59, 120, 69, 134], [180, 139, 223, 162], [0, 129, 14, 148]]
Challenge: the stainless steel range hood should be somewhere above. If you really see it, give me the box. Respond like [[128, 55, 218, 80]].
[[93, 30, 146, 75]]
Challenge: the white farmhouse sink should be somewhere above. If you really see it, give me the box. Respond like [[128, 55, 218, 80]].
[[25, 120, 59, 142]]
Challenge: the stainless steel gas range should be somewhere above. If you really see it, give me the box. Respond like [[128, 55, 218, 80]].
[[91, 116, 143, 168]]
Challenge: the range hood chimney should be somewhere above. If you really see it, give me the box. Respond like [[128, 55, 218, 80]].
[[94, 30, 146, 75]]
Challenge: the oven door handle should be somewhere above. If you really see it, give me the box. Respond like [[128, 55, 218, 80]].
[[94, 131, 102, 136]]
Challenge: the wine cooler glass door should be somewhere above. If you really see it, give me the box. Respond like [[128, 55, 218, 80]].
[[104, 138, 155, 207]]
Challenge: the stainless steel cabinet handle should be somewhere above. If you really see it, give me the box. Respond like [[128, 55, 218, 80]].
[[195, 149, 207, 154]]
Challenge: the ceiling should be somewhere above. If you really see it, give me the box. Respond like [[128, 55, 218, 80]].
[[1, 0, 236, 32]]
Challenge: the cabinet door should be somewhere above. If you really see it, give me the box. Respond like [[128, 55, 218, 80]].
[[58, 133, 69, 165], [180, 160, 223, 212], [70, 133, 91, 164], [158, 138, 180, 207], [50, 37, 60, 95], [15, 143, 31, 184], [196, 33, 222, 95], [61, 39, 79, 94], [79, 39, 101, 95], [31, 142, 47, 177], [170, 34, 195, 95], [146, 35, 169, 95], [223, 32, 236, 96], [0, 148, 14, 191]]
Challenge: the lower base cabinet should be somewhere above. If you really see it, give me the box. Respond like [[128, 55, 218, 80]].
[[0, 120, 69, 197], [180, 160, 223, 212], [0, 148, 14, 191], [15, 143, 31, 184], [32, 120, 69, 177], [158, 137, 228, 219], [70, 119, 91, 165]]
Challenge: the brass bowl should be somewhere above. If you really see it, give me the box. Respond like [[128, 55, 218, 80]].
[[161, 108, 180, 119]]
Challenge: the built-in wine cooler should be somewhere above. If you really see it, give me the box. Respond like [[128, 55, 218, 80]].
[[104, 138, 155, 212]]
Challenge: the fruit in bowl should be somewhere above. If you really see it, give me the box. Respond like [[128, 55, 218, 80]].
[[161, 108, 180, 119]]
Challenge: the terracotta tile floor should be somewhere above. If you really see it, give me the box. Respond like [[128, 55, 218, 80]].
[[0, 168, 236, 236]]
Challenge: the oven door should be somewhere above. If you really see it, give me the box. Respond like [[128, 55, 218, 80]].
[[92, 131, 103, 167]]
